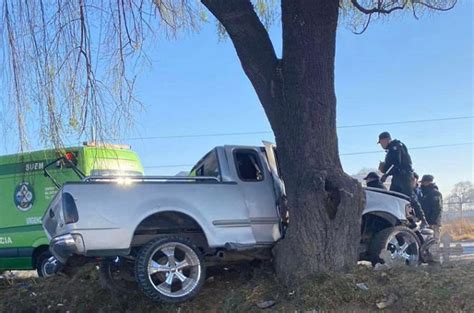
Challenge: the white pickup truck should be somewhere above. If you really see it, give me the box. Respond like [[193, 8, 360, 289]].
[[42, 143, 432, 303]]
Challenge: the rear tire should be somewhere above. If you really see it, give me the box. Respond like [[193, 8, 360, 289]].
[[369, 226, 420, 266], [135, 236, 206, 303]]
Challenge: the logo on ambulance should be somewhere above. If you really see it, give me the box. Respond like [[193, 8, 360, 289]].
[[14, 182, 35, 212]]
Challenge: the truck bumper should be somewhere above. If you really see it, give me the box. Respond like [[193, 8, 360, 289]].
[[49, 234, 85, 264]]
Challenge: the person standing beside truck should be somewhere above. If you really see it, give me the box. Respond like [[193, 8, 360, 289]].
[[363, 172, 386, 190], [409, 173, 429, 227], [419, 175, 443, 241], [377, 132, 414, 196], [376, 133, 428, 226], [413, 172, 423, 199]]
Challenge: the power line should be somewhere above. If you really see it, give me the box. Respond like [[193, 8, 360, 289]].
[[123, 131, 272, 141], [115, 116, 473, 141], [337, 116, 473, 129], [143, 141, 473, 169], [340, 142, 473, 156]]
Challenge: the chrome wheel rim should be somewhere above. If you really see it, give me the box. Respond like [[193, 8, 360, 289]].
[[385, 231, 419, 265], [147, 242, 201, 298]]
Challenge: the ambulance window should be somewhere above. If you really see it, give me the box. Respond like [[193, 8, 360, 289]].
[[234, 150, 264, 182]]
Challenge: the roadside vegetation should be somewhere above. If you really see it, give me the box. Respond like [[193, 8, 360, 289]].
[[443, 218, 474, 241], [1, 261, 473, 313]]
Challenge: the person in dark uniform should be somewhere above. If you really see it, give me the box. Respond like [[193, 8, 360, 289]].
[[419, 175, 443, 240], [413, 172, 423, 200], [363, 172, 386, 190], [377, 132, 414, 197], [410, 173, 429, 227]]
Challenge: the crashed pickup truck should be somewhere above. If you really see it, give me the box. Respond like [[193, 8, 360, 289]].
[[42, 143, 433, 303]]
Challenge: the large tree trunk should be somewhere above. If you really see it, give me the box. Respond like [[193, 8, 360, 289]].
[[270, 0, 365, 285], [202, 0, 365, 286]]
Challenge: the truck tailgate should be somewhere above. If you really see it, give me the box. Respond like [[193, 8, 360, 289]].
[[42, 192, 64, 239]]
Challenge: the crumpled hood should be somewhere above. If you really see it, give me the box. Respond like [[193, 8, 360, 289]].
[[364, 188, 409, 221]]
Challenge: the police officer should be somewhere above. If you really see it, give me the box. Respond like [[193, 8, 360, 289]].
[[377, 132, 414, 197], [410, 173, 429, 227], [363, 172, 386, 190], [419, 175, 443, 241]]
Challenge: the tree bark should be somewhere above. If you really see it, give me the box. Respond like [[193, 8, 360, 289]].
[[202, 0, 366, 286], [271, 1, 365, 285]]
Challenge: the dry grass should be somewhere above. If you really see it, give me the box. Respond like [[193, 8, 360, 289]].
[[1, 261, 474, 313], [442, 218, 474, 241]]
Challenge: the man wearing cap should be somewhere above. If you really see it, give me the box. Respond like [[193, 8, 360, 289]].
[[377, 131, 414, 197], [363, 172, 386, 190], [419, 175, 443, 240]]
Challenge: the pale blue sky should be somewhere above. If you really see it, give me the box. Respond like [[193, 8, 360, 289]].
[[2, 2, 473, 195]]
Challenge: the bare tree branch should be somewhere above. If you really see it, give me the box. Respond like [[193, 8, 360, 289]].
[[350, 0, 457, 15], [350, 0, 408, 14], [415, 0, 457, 11], [344, 0, 457, 34], [201, 0, 279, 119], [353, 11, 372, 34]]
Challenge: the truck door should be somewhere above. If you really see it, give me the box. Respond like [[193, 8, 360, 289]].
[[227, 147, 281, 244]]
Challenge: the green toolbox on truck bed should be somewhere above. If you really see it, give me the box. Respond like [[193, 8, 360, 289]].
[[0, 143, 143, 276]]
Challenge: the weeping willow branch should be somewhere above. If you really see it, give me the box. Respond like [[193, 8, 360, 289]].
[[0, 0, 163, 150]]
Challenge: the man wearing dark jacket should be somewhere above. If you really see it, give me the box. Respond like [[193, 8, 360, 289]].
[[377, 132, 414, 197], [410, 173, 428, 227], [419, 175, 443, 240], [363, 172, 386, 190], [413, 172, 423, 200]]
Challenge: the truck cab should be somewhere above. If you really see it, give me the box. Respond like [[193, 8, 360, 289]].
[[189, 146, 283, 246]]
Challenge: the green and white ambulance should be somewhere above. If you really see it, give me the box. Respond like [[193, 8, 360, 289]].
[[0, 143, 143, 276]]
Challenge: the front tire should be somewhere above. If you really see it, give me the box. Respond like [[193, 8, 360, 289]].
[[369, 226, 420, 266], [135, 236, 206, 303]]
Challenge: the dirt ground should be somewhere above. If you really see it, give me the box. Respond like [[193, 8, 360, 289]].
[[1, 260, 473, 313]]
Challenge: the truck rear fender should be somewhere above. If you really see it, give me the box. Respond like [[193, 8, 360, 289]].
[[130, 208, 212, 250]]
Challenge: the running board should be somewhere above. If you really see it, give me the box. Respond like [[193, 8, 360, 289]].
[[224, 242, 273, 251]]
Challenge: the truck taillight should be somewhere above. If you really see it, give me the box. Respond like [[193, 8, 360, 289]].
[[62, 192, 79, 224]]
